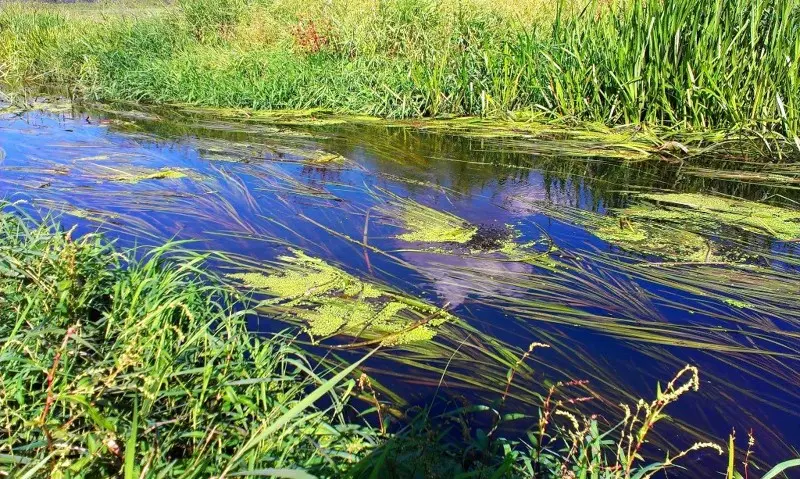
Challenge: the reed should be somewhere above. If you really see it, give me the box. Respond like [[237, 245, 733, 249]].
[[1, 0, 798, 146]]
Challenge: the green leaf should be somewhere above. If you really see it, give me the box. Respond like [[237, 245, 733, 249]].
[[124, 398, 139, 479], [761, 459, 800, 479], [222, 347, 379, 476]]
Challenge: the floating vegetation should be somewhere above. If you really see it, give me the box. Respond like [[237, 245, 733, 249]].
[[594, 216, 714, 262], [375, 194, 560, 270], [305, 151, 347, 165], [376, 195, 477, 244], [227, 250, 454, 345], [0, 98, 74, 116], [100, 167, 190, 183], [635, 193, 800, 241], [520, 189, 800, 262], [33, 199, 120, 224]]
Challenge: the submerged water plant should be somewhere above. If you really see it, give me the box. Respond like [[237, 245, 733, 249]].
[[594, 216, 714, 262], [374, 192, 558, 267], [375, 194, 478, 244]]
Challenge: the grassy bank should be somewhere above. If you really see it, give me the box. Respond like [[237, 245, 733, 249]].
[[0, 207, 382, 477], [1, 0, 799, 146], [2, 207, 800, 477]]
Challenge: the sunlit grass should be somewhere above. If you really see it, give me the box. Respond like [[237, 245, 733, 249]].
[[1, 0, 798, 148], [0, 206, 382, 477]]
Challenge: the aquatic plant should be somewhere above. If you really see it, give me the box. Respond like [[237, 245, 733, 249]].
[[594, 216, 714, 262], [375, 194, 478, 244], [227, 249, 454, 345], [102, 167, 189, 183], [636, 193, 800, 241], [5, 209, 800, 478], [374, 193, 558, 267]]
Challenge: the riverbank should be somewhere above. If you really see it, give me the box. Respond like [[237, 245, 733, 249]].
[[1, 0, 798, 149]]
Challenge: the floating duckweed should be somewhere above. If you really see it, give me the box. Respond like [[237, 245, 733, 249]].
[[105, 168, 189, 183], [638, 193, 800, 241], [372, 301, 408, 325], [299, 299, 377, 337], [595, 218, 712, 262], [379, 196, 558, 266], [227, 250, 451, 345], [306, 152, 347, 165], [1, 99, 74, 116], [228, 250, 359, 299], [723, 298, 752, 309], [383, 326, 436, 346], [375, 193, 476, 244]]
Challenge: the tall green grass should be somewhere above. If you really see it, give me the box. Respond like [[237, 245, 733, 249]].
[[0, 208, 379, 477], [0, 0, 798, 143]]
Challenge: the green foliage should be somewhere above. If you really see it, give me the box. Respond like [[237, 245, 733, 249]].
[[537, 0, 800, 140], [0, 0, 798, 143], [350, 365, 797, 478], [0, 209, 379, 477], [179, 0, 246, 41]]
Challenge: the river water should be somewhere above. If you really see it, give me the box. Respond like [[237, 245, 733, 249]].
[[2, 102, 798, 473]]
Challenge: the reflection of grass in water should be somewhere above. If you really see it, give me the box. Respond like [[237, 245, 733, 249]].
[[227, 249, 453, 346]]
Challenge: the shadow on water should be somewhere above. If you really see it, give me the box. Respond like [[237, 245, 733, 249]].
[[2, 101, 799, 474]]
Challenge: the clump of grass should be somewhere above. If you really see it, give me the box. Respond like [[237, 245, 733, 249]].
[[539, 0, 800, 143], [353, 361, 800, 478], [0, 208, 380, 477]]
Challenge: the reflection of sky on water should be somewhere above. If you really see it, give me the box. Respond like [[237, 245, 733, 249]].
[[398, 252, 535, 306]]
